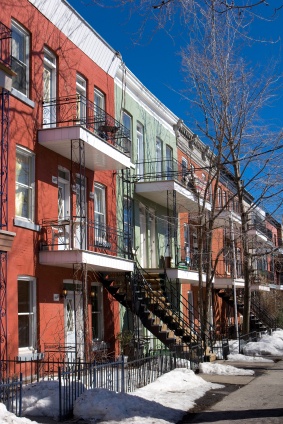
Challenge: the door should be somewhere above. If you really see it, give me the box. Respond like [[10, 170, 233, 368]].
[[43, 49, 56, 127], [76, 74, 87, 125], [136, 123, 144, 179], [74, 175, 86, 250], [139, 205, 147, 268], [57, 172, 70, 250], [94, 183, 106, 247], [148, 209, 156, 268], [65, 291, 84, 360], [166, 145, 173, 180], [156, 138, 162, 180]]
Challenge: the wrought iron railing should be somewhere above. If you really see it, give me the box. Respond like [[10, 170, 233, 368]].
[[40, 218, 132, 260], [0, 22, 12, 68], [135, 158, 211, 201], [251, 293, 277, 330], [42, 95, 131, 157], [248, 222, 268, 238]]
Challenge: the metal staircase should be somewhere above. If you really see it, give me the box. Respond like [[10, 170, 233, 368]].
[[217, 289, 277, 334], [101, 263, 214, 358]]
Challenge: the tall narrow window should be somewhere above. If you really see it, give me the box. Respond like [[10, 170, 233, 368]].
[[136, 123, 144, 178], [94, 183, 106, 245], [11, 20, 29, 96], [166, 145, 173, 180], [156, 138, 162, 179], [122, 110, 132, 140], [18, 277, 36, 351], [43, 48, 56, 127], [181, 157, 188, 179], [217, 188, 222, 208], [74, 175, 87, 249], [15, 146, 35, 221], [76, 74, 87, 124]]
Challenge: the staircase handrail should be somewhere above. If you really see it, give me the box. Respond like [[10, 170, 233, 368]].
[[251, 295, 277, 330]]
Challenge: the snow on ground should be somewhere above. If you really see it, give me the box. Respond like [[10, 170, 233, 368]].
[[227, 353, 273, 362], [243, 329, 283, 356], [1, 328, 282, 424], [0, 403, 36, 424], [199, 362, 254, 375], [73, 368, 223, 424]]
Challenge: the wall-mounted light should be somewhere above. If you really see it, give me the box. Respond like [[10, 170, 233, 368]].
[[90, 288, 96, 299], [61, 287, 68, 298]]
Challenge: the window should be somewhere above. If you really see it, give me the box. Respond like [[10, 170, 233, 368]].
[[94, 183, 106, 246], [76, 74, 87, 124], [94, 88, 105, 131], [18, 277, 36, 351], [11, 20, 29, 96], [122, 111, 132, 140], [217, 188, 222, 208], [181, 157, 188, 179], [16, 146, 35, 220]]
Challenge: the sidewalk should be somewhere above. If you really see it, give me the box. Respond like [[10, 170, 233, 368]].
[[179, 357, 283, 424]]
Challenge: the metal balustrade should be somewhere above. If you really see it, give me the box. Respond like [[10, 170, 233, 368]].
[[42, 94, 131, 157], [0, 22, 11, 68], [40, 218, 131, 260]]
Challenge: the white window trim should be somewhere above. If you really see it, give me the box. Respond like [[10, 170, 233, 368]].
[[15, 145, 35, 222], [18, 276, 37, 354], [91, 283, 104, 341], [11, 19, 30, 98]]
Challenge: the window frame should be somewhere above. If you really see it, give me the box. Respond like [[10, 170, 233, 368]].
[[11, 20, 30, 97], [15, 145, 35, 222], [18, 276, 37, 353]]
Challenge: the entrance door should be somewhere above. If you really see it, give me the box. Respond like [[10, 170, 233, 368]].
[[139, 205, 147, 268], [148, 209, 156, 268], [58, 169, 70, 250], [43, 49, 56, 127], [74, 175, 86, 249], [64, 291, 84, 360]]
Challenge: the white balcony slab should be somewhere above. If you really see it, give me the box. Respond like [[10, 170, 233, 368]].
[[251, 284, 270, 292], [39, 249, 134, 272], [38, 126, 132, 171], [165, 267, 209, 285], [214, 210, 242, 229], [247, 228, 268, 243], [214, 278, 245, 288], [135, 180, 211, 212]]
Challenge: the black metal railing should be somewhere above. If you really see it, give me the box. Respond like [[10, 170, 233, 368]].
[[42, 95, 131, 157], [251, 293, 277, 330], [248, 222, 268, 238], [0, 374, 22, 417], [58, 351, 191, 420], [40, 218, 132, 260], [135, 159, 210, 201], [132, 263, 214, 353], [0, 22, 12, 68]]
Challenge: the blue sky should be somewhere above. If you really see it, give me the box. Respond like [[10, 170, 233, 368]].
[[68, 0, 283, 131]]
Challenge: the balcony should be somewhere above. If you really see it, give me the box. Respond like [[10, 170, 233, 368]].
[[135, 159, 211, 212], [247, 222, 269, 244], [39, 219, 134, 272], [0, 22, 13, 91], [38, 95, 132, 171], [214, 207, 241, 229]]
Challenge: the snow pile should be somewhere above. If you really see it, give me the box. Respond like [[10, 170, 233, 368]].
[[0, 403, 35, 424], [243, 329, 283, 356], [227, 353, 273, 362], [199, 362, 254, 376], [74, 368, 223, 424]]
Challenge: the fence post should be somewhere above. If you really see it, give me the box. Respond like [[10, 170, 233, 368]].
[[58, 366, 62, 421], [19, 373, 23, 417], [121, 356, 125, 393]]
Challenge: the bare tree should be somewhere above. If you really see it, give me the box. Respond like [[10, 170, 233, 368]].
[[181, 5, 283, 333]]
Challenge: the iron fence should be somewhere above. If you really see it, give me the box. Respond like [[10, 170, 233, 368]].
[[0, 374, 22, 417]]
